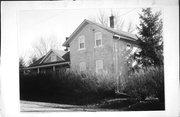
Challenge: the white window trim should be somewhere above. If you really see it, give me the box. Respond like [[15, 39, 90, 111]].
[[79, 62, 86, 72], [78, 35, 85, 50], [94, 32, 102, 48]]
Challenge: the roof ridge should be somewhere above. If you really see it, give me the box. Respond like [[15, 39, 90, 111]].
[[63, 19, 137, 47], [51, 49, 67, 54], [86, 19, 137, 39]]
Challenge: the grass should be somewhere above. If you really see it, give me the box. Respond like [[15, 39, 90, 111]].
[[98, 98, 137, 110], [124, 100, 165, 111], [121, 66, 164, 102]]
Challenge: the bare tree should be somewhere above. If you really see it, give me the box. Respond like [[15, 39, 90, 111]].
[[32, 34, 60, 58], [19, 57, 26, 68], [33, 37, 47, 58], [127, 21, 135, 33], [89, 10, 135, 32], [28, 55, 38, 65], [112, 11, 125, 30], [96, 10, 109, 27], [89, 10, 125, 30]]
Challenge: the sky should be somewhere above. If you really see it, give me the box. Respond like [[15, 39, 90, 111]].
[[18, 6, 161, 63]]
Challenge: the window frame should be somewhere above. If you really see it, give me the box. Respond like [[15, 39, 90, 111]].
[[95, 59, 103, 73], [95, 32, 102, 48], [79, 62, 86, 72], [78, 35, 85, 50]]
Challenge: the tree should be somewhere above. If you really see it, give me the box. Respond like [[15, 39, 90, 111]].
[[134, 8, 163, 67], [26, 34, 61, 66], [28, 55, 38, 66], [32, 34, 60, 58], [89, 10, 135, 32], [127, 21, 135, 33], [19, 57, 26, 68]]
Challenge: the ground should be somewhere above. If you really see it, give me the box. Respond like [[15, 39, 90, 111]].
[[21, 100, 118, 112], [21, 98, 165, 112]]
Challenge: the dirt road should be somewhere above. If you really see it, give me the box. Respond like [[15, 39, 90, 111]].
[[20, 100, 113, 112]]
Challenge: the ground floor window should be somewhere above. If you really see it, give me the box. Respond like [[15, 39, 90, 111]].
[[96, 60, 103, 73], [79, 62, 86, 72]]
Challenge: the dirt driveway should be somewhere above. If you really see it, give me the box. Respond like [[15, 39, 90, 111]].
[[20, 100, 116, 112]]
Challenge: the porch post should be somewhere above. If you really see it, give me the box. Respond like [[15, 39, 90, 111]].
[[53, 66, 55, 71], [37, 68, 39, 74]]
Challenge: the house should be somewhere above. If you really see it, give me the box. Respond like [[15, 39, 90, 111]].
[[62, 16, 138, 77], [22, 49, 70, 74]]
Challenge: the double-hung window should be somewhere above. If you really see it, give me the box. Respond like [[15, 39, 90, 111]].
[[80, 62, 86, 72], [79, 35, 85, 50], [95, 32, 102, 47], [96, 60, 103, 73]]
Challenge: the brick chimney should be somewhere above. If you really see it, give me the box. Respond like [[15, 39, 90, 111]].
[[110, 15, 114, 28]]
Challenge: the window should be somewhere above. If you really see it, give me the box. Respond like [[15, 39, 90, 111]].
[[79, 62, 86, 72], [95, 32, 102, 47], [79, 35, 85, 50], [126, 43, 131, 50], [96, 60, 103, 73], [51, 55, 56, 62]]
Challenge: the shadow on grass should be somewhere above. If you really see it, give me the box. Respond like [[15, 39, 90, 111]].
[[98, 98, 165, 111], [124, 100, 165, 111]]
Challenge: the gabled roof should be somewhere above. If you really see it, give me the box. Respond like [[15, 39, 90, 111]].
[[39, 49, 65, 64], [62, 19, 138, 47], [29, 55, 45, 67], [29, 49, 70, 67]]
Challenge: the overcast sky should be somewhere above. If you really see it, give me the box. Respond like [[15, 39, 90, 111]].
[[18, 5, 161, 63]]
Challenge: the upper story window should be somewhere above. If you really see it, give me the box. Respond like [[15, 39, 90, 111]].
[[79, 62, 86, 72], [95, 32, 102, 47], [78, 35, 85, 50], [51, 55, 57, 62], [96, 60, 103, 73]]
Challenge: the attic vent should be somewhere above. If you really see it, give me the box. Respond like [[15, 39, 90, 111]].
[[51, 55, 57, 62]]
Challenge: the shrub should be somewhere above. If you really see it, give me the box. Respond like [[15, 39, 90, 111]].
[[121, 66, 164, 102], [20, 70, 116, 105]]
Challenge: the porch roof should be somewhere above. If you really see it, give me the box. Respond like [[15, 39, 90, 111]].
[[22, 61, 70, 70]]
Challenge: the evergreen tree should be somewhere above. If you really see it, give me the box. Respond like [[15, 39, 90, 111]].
[[135, 8, 163, 67]]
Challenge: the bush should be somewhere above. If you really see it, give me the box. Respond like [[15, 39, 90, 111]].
[[121, 66, 164, 102], [20, 70, 116, 105]]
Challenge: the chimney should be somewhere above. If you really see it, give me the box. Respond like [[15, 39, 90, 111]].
[[64, 37, 69, 51], [109, 15, 114, 28]]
